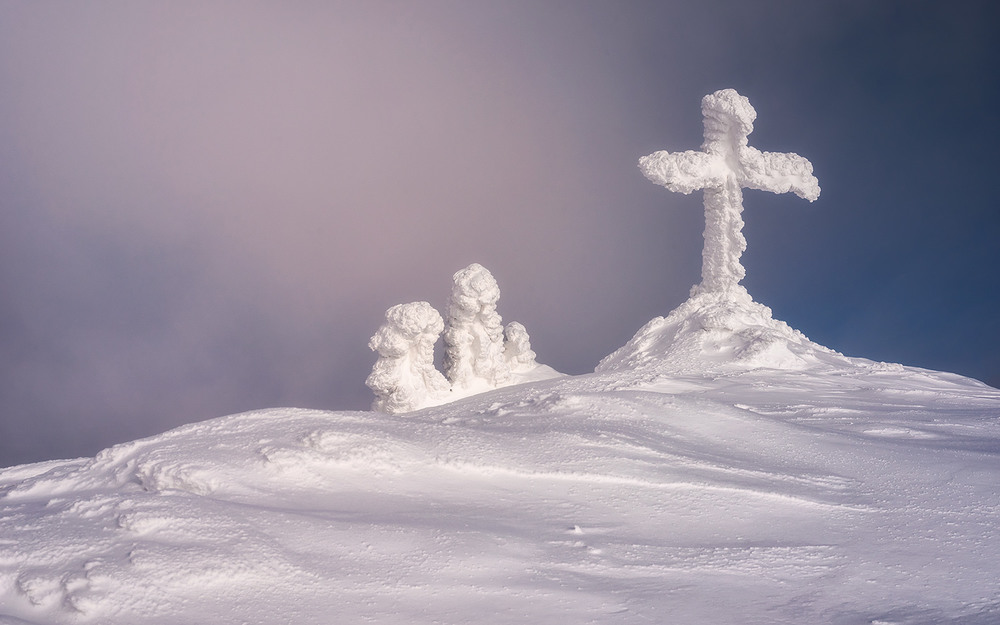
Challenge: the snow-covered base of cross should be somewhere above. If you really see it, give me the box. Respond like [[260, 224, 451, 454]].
[[598, 285, 857, 375]]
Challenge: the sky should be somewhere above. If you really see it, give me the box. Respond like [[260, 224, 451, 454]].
[[1, 0, 998, 467]]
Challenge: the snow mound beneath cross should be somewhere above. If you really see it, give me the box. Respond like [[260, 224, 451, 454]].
[[598, 286, 856, 375]]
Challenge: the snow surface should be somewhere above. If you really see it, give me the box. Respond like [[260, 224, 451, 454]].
[[2, 289, 999, 625]]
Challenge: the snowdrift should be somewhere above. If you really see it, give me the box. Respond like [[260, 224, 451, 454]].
[[2, 291, 1000, 625]]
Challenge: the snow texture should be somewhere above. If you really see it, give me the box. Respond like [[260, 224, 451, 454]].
[[443, 263, 512, 391], [639, 88, 820, 294], [366, 301, 451, 414]]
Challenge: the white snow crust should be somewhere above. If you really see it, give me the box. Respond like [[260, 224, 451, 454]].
[[2, 302, 999, 623]]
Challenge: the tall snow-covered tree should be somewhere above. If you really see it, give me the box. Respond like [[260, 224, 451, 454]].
[[443, 263, 511, 390]]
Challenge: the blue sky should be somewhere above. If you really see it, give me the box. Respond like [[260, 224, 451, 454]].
[[1, 1, 998, 466]]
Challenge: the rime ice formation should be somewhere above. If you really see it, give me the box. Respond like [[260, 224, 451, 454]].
[[368, 264, 560, 414], [366, 301, 451, 414], [503, 321, 538, 372], [639, 88, 820, 295], [443, 263, 512, 390]]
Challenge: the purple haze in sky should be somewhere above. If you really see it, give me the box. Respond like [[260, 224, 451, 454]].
[[2, 1, 999, 466]]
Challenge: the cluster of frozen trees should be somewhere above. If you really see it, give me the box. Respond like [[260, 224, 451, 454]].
[[366, 263, 544, 414]]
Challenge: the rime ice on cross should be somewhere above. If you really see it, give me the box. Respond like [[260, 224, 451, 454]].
[[640, 89, 820, 294]]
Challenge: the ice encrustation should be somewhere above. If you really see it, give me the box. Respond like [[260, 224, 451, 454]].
[[366, 301, 451, 414], [367, 264, 559, 413], [639, 88, 819, 295]]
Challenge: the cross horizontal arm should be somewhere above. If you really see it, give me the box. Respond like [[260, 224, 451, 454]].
[[639, 150, 721, 195], [738, 147, 820, 202]]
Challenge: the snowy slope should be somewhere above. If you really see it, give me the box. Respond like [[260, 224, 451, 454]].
[[2, 293, 1000, 625]]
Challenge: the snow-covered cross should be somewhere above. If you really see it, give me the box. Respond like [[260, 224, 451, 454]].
[[640, 89, 820, 294]]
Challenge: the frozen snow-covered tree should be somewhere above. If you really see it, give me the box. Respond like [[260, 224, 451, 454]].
[[638, 88, 820, 295], [366, 264, 558, 410], [366, 301, 451, 414], [443, 263, 511, 389], [503, 321, 539, 372]]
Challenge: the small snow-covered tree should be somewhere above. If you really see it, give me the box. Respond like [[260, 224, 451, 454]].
[[443, 263, 511, 389], [366, 301, 451, 414], [503, 321, 539, 372]]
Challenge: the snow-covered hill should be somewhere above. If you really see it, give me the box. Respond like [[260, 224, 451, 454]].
[[2, 291, 999, 625]]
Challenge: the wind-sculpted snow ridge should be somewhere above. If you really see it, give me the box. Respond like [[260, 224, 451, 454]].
[[2, 362, 999, 625]]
